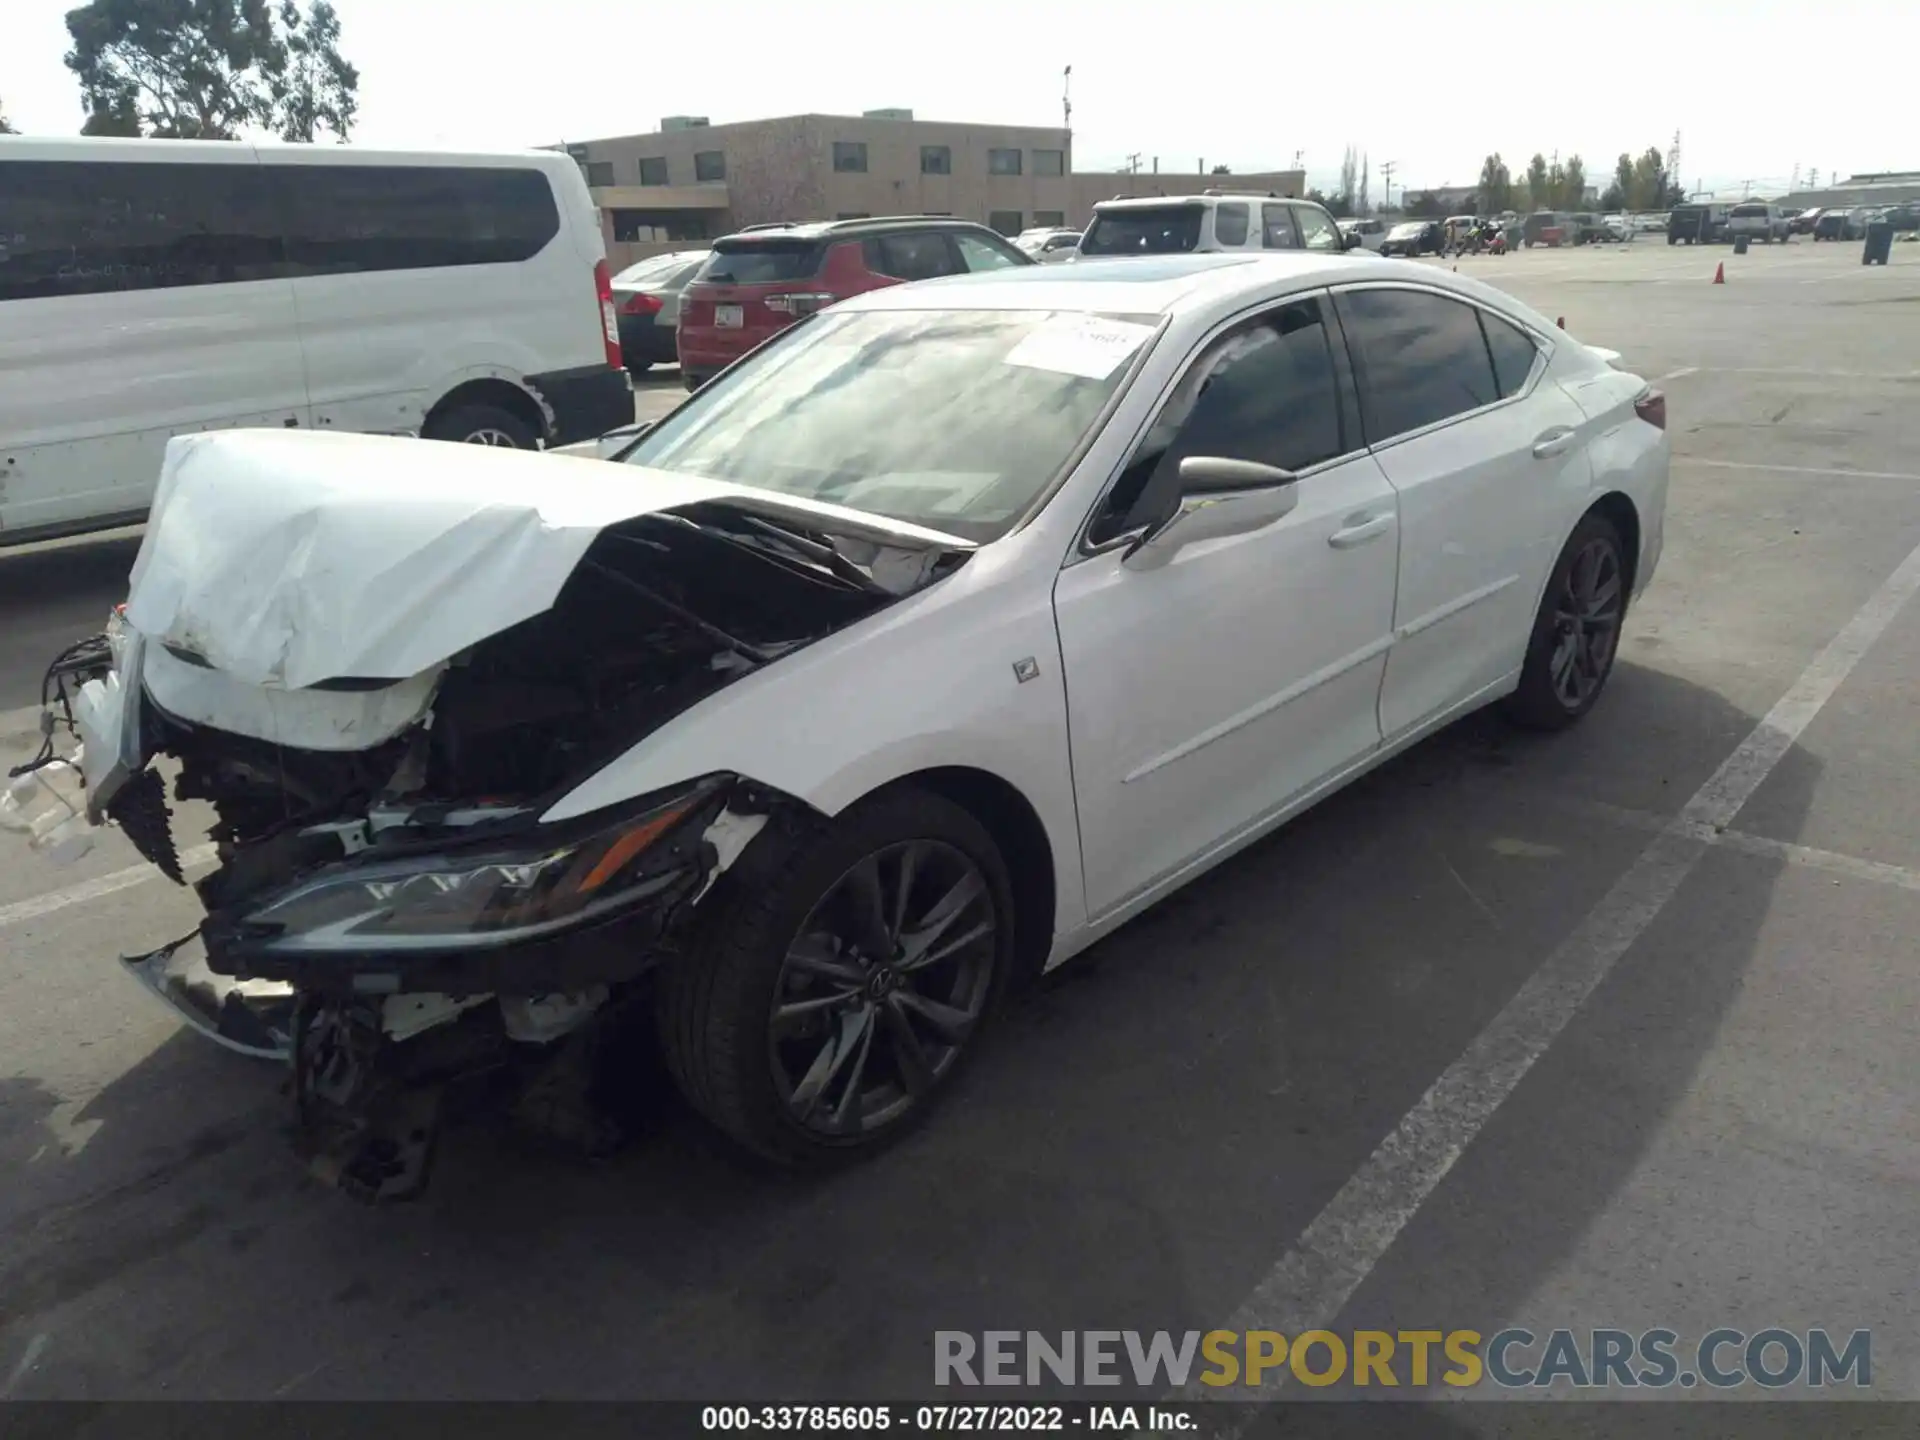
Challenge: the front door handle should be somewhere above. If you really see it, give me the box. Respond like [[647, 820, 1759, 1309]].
[[1532, 427, 1577, 459], [1328, 513, 1395, 549]]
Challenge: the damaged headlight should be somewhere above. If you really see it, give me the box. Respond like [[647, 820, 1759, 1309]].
[[240, 780, 725, 953]]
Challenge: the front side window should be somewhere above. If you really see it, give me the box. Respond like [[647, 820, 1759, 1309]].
[[620, 308, 1156, 542], [1261, 204, 1300, 248], [833, 142, 867, 173], [1090, 297, 1345, 544], [921, 146, 951, 175], [1340, 288, 1500, 442], [989, 148, 1023, 176], [1079, 205, 1203, 256], [954, 233, 1025, 271], [1294, 205, 1343, 251], [694, 151, 726, 182], [1213, 203, 1249, 247]]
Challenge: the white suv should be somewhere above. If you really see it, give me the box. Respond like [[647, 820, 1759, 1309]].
[[1728, 202, 1791, 243], [1077, 192, 1350, 257]]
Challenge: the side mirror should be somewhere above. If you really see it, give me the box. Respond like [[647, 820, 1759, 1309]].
[[1345, 230, 1365, 250], [592, 420, 654, 461], [1122, 456, 1299, 571]]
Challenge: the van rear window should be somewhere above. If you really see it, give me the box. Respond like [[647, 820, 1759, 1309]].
[[1079, 206, 1205, 256], [696, 240, 823, 285]]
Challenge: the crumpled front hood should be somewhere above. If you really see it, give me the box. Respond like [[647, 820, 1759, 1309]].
[[126, 430, 971, 690]]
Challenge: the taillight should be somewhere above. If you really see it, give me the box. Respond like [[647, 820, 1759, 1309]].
[[593, 260, 622, 368], [763, 291, 837, 317], [619, 292, 663, 317], [1634, 387, 1667, 430]]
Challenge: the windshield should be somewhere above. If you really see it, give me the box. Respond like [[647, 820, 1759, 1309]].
[[695, 238, 821, 285], [614, 252, 702, 286], [1079, 206, 1204, 256], [619, 308, 1157, 542]]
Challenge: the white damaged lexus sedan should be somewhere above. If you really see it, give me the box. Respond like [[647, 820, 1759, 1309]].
[[14, 252, 1668, 1199]]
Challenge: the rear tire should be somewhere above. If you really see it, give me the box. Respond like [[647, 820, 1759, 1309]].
[[656, 787, 1014, 1166], [1503, 512, 1628, 732], [421, 403, 537, 449]]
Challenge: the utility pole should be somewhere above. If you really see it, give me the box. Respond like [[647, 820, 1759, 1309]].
[[1061, 65, 1072, 134], [1380, 160, 1397, 212]]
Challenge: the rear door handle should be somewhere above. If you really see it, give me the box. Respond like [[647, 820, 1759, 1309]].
[[1328, 513, 1395, 549], [1532, 428, 1577, 459]]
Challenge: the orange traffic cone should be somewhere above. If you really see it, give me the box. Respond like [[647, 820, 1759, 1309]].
[[1713, 262, 1725, 284]]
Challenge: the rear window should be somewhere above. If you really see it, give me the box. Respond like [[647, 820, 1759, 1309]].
[[1079, 206, 1204, 256], [1731, 204, 1769, 218], [696, 239, 822, 285]]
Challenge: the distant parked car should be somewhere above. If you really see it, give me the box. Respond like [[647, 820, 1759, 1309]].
[[1789, 207, 1824, 236], [1666, 203, 1729, 244], [1380, 219, 1444, 256], [1077, 192, 1348, 257], [1339, 216, 1388, 251], [1524, 211, 1571, 247], [1727, 202, 1791, 243], [676, 217, 1032, 391], [611, 250, 710, 374], [1633, 212, 1669, 234], [1813, 207, 1866, 241], [1600, 214, 1634, 242], [1016, 227, 1084, 263], [1567, 213, 1608, 245]]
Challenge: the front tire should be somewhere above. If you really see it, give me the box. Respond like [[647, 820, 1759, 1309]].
[[422, 403, 537, 449], [1503, 512, 1628, 731], [656, 787, 1014, 1165]]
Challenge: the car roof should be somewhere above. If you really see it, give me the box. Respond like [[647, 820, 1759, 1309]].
[[837, 251, 1452, 319], [1092, 193, 1310, 212], [715, 215, 1002, 244]]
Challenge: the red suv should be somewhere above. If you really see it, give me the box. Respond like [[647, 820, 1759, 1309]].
[[676, 216, 1033, 390]]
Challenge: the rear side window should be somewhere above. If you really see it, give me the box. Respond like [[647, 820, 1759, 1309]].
[[1079, 206, 1204, 256], [1341, 288, 1500, 442], [0, 159, 284, 301], [276, 165, 559, 275], [696, 239, 822, 285], [1480, 311, 1539, 397], [864, 231, 962, 282], [1261, 205, 1300, 248], [1213, 203, 1249, 246]]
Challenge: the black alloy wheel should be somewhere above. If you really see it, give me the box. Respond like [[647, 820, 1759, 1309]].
[[769, 840, 997, 1137], [1504, 511, 1628, 731]]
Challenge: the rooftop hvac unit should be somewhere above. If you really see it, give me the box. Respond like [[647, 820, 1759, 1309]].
[[863, 108, 914, 121], [661, 116, 711, 131]]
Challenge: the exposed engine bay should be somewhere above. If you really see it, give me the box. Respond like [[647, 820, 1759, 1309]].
[[6, 434, 971, 1202]]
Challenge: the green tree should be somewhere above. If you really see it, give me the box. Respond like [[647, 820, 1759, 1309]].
[[266, 0, 357, 141], [1406, 190, 1445, 217], [1562, 155, 1586, 209], [64, 0, 356, 140], [1478, 152, 1512, 214], [1628, 146, 1665, 210], [1526, 154, 1550, 210], [1612, 153, 1634, 207]]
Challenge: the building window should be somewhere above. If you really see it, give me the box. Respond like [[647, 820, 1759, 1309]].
[[920, 145, 951, 175], [585, 161, 614, 187], [1033, 210, 1065, 227], [988, 210, 1023, 236], [1033, 149, 1065, 177], [610, 209, 712, 243], [988, 148, 1022, 177], [638, 157, 669, 186], [694, 151, 725, 182], [833, 141, 868, 173]]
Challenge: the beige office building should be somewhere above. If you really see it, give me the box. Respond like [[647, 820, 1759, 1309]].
[[564, 112, 1304, 268]]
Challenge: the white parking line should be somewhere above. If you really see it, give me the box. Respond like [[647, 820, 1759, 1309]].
[[1182, 533, 1920, 1421], [1675, 457, 1920, 483], [0, 844, 216, 930]]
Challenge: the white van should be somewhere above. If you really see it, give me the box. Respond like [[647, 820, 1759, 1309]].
[[1727, 201, 1790, 243], [0, 136, 632, 546]]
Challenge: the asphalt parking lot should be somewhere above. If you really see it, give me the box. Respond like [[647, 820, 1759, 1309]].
[[3, 238, 1918, 1422]]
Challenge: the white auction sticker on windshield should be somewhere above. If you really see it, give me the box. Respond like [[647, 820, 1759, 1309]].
[[1003, 315, 1156, 381]]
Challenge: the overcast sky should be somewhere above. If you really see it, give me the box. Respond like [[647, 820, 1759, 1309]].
[[3, 0, 1911, 197]]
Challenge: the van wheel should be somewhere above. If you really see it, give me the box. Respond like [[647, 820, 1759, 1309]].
[[423, 404, 537, 449]]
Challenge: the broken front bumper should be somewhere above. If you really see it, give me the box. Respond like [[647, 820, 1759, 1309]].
[[123, 931, 295, 1061]]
